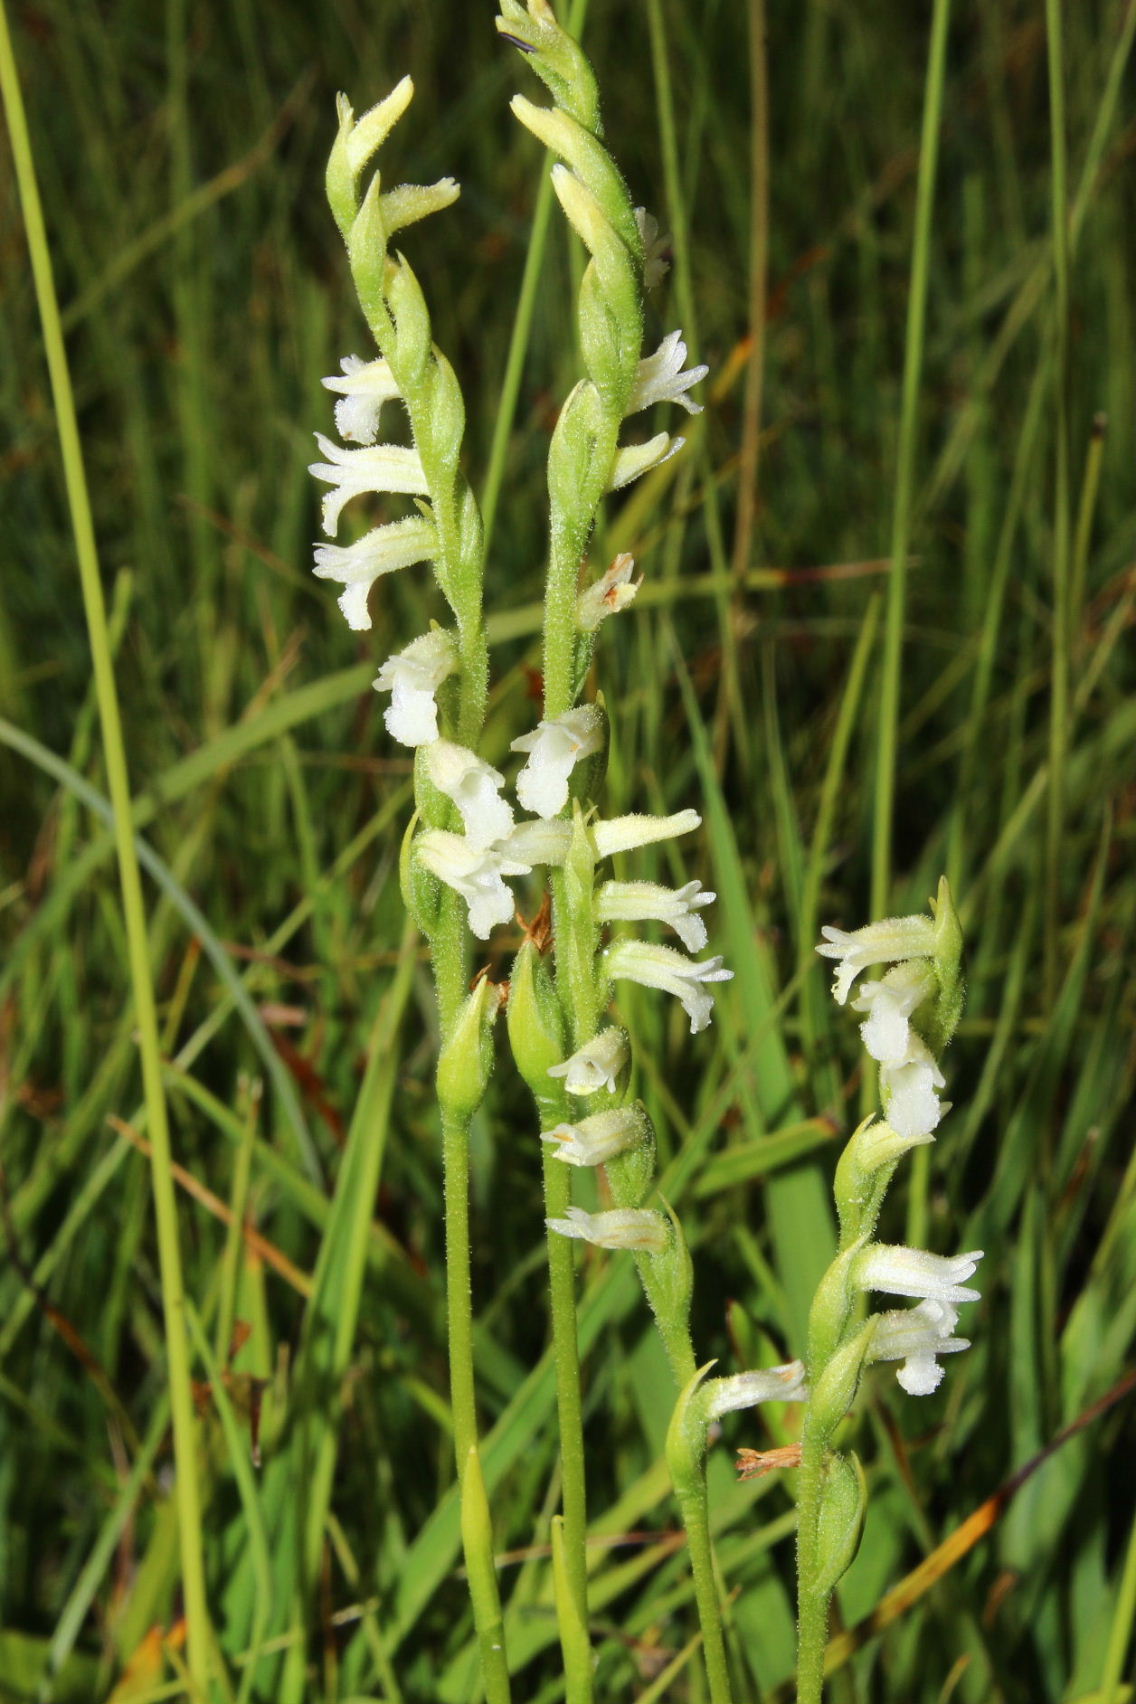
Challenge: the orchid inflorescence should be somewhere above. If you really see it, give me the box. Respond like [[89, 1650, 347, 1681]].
[[308, 5, 981, 1702], [792, 878, 982, 1703]]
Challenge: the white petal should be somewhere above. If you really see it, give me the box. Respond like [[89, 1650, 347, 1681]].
[[425, 740, 514, 847], [591, 809, 700, 859], [597, 879, 714, 952], [511, 706, 604, 819], [321, 354, 402, 443], [626, 329, 708, 416], [815, 914, 938, 1005], [309, 433, 430, 535], [542, 1105, 647, 1167], [373, 628, 457, 747], [502, 819, 572, 867], [604, 939, 732, 1035], [608, 432, 685, 493], [856, 1244, 983, 1306], [312, 517, 437, 631], [547, 1205, 668, 1253], [547, 1028, 629, 1095], [705, 1362, 808, 1418]]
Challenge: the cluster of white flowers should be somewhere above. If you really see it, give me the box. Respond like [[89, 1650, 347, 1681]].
[[310, 357, 440, 632], [817, 916, 946, 1140], [816, 908, 981, 1397]]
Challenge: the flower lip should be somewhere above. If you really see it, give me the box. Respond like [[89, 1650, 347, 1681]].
[[321, 354, 402, 444]]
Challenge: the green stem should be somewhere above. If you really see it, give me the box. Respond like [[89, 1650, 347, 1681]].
[[869, 0, 951, 929], [672, 1473, 735, 1704], [543, 1150, 593, 1703], [0, 6, 215, 1694], [1043, 0, 1070, 1010], [793, 1410, 830, 1704]]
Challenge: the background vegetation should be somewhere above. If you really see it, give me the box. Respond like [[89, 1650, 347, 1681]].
[[1, 0, 1134, 1699]]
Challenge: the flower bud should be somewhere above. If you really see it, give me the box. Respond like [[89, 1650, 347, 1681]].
[[437, 975, 505, 1123], [495, 0, 601, 132], [400, 810, 441, 935]]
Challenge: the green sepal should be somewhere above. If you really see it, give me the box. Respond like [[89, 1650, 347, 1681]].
[[551, 169, 642, 381], [510, 97, 641, 256], [437, 975, 503, 1123], [805, 1245, 860, 1370], [665, 1359, 716, 1486], [381, 177, 460, 242], [577, 260, 639, 412], [347, 174, 390, 331], [548, 381, 606, 549], [495, 0, 601, 132], [325, 95, 360, 242], [399, 810, 441, 935], [417, 353, 466, 482], [603, 1105, 656, 1206], [640, 1197, 694, 1345], [927, 875, 965, 1054], [808, 1322, 873, 1441], [385, 255, 433, 389], [506, 940, 567, 1117], [813, 1450, 867, 1594], [459, 1443, 511, 1697], [833, 1117, 911, 1244]]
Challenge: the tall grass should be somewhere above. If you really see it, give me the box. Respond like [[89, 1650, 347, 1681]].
[[1, 2, 1134, 1700]]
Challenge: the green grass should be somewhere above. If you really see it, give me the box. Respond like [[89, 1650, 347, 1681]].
[[1, 1, 1135, 1700]]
